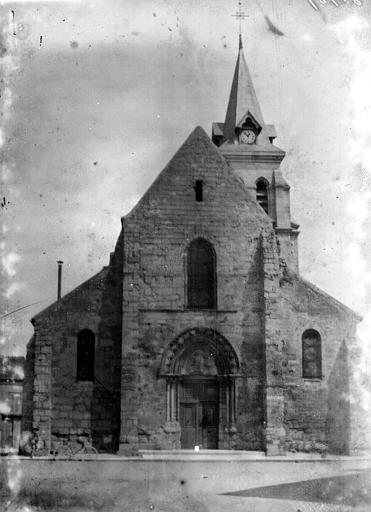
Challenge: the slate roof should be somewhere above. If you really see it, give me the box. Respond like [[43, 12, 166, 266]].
[[221, 38, 284, 155]]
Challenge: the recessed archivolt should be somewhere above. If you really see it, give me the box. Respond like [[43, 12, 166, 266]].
[[159, 328, 240, 377]]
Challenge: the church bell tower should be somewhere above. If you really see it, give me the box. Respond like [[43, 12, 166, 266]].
[[212, 34, 299, 271]]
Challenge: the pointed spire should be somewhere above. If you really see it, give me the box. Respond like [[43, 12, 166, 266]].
[[223, 38, 265, 144]]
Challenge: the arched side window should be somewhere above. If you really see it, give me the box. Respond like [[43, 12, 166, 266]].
[[187, 239, 216, 309], [256, 178, 269, 214], [77, 329, 95, 381], [302, 329, 322, 379]]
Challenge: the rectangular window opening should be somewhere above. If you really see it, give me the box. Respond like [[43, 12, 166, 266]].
[[195, 180, 203, 202]]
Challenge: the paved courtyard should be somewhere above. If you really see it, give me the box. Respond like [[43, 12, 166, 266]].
[[1, 457, 371, 512]]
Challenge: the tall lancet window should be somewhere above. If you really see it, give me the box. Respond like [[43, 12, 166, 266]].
[[256, 178, 269, 214], [187, 239, 216, 309], [302, 330, 322, 379]]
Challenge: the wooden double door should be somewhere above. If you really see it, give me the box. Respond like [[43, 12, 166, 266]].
[[179, 378, 219, 449]]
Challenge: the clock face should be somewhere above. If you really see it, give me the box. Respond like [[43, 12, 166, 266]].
[[240, 129, 256, 144]]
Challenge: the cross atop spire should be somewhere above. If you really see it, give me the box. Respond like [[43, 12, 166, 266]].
[[212, 2, 282, 153], [231, 1, 248, 48]]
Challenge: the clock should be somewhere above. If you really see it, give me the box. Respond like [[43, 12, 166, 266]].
[[240, 129, 256, 144]]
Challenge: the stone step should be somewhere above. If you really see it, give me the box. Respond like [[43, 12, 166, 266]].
[[138, 449, 266, 460]]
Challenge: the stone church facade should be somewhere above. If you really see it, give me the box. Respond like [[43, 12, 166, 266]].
[[22, 39, 364, 456]]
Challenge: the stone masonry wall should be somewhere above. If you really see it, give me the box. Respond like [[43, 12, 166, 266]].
[[262, 231, 288, 455], [29, 324, 52, 454], [278, 269, 361, 454], [119, 127, 276, 452], [28, 237, 123, 454], [21, 336, 35, 434]]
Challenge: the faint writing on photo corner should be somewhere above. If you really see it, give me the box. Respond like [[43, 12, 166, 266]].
[[307, 0, 362, 10]]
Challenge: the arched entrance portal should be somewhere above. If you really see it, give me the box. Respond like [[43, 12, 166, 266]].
[[159, 328, 240, 449]]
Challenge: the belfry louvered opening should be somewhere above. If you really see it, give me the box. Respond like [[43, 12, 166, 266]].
[[256, 178, 269, 214]]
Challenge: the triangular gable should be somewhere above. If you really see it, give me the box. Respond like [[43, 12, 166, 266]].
[[125, 125, 269, 222], [236, 110, 261, 130]]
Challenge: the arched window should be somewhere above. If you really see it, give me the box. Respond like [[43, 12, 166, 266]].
[[256, 178, 269, 214], [302, 329, 322, 379], [187, 239, 216, 309], [77, 329, 95, 381]]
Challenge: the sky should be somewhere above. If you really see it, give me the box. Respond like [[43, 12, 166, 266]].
[[1, 0, 371, 357]]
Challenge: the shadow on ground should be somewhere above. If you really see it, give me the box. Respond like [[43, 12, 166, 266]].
[[223, 470, 371, 506], [2, 475, 209, 512]]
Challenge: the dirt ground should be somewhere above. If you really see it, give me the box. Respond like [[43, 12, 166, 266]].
[[1, 457, 371, 512]]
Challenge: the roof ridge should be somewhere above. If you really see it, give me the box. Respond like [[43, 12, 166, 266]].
[[32, 267, 109, 322], [290, 272, 362, 321]]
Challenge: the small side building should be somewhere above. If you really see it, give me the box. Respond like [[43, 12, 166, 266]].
[[0, 356, 24, 454]]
